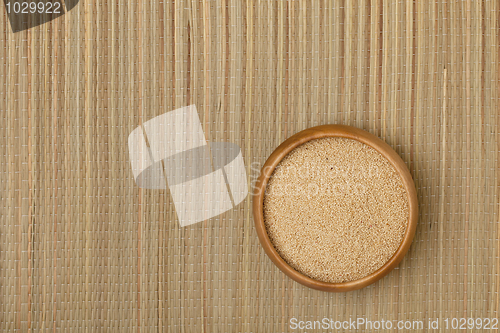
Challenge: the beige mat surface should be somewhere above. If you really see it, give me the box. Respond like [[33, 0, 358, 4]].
[[0, 0, 499, 331]]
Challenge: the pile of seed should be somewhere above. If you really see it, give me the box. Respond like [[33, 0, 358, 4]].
[[263, 137, 409, 283]]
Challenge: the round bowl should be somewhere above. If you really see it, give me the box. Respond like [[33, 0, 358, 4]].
[[253, 125, 418, 292]]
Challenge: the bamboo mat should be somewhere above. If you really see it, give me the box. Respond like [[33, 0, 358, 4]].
[[0, 0, 499, 332]]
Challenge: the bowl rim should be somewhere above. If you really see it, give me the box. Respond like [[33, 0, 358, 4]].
[[252, 124, 419, 292]]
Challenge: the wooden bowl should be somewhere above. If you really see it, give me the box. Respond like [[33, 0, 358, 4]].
[[253, 125, 418, 292]]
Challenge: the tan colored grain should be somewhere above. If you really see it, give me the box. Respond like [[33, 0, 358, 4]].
[[264, 137, 409, 283]]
